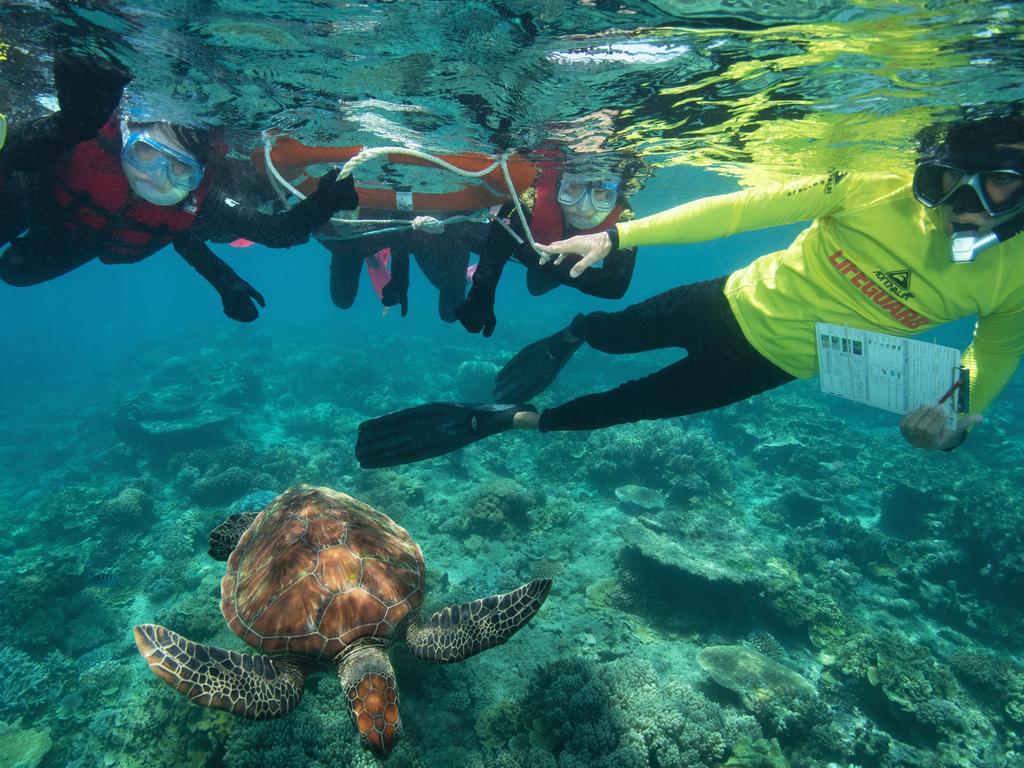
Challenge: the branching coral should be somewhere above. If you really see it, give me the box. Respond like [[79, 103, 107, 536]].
[[0, 647, 44, 717], [474, 699, 523, 748], [832, 630, 959, 742], [536, 421, 733, 502], [102, 487, 154, 527], [188, 466, 257, 506]]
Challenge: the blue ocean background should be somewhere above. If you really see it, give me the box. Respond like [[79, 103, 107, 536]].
[[1, 3, 1023, 768]]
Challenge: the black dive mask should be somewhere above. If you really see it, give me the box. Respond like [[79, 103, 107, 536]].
[[914, 145, 1024, 262], [914, 146, 1024, 215]]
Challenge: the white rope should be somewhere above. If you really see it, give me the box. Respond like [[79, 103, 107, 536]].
[[261, 135, 535, 242], [498, 152, 545, 257], [314, 212, 492, 241]]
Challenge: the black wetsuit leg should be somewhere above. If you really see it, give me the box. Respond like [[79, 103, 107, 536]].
[[525, 264, 562, 296], [325, 237, 367, 309], [412, 220, 483, 322], [415, 244, 467, 322], [0, 173, 33, 246], [0, 232, 96, 286], [0, 177, 96, 287], [538, 276, 795, 432], [0, 174, 95, 285]]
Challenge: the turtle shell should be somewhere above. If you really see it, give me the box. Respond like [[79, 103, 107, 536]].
[[221, 485, 425, 659]]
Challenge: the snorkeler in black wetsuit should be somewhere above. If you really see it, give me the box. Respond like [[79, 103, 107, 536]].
[[0, 56, 359, 322], [453, 161, 640, 337]]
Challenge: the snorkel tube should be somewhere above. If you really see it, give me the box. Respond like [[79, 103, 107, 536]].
[[950, 209, 1024, 263]]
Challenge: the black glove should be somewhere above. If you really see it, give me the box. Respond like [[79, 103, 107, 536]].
[[53, 53, 132, 142], [381, 251, 410, 316], [454, 291, 497, 337], [309, 168, 359, 217], [220, 281, 266, 322]]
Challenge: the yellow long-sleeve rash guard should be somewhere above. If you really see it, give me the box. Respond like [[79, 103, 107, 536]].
[[616, 172, 1024, 415]]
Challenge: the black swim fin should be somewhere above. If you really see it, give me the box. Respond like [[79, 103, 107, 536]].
[[356, 402, 534, 468], [494, 327, 583, 403]]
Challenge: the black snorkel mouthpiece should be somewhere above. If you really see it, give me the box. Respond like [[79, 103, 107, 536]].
[[949, 210, 1024, 263]]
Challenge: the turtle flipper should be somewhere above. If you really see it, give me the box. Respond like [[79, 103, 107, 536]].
[[133, 624, 304, 719], [208, 511, 258, 560], [404, 578, 551, 663]]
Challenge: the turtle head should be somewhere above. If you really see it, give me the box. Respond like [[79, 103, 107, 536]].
[[337, 643, 402, 755]]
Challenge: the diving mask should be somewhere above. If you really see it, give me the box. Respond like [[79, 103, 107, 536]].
[[913, 145, 1024, 262], [121, 124, 204, 193], [557, 176, 620, 213], [913, 145, 1024, 217]]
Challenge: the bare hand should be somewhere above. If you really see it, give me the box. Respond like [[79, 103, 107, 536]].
[[899, 405, 981, 451], [411, 216, 445, 233], [534, 231, 613, 276]]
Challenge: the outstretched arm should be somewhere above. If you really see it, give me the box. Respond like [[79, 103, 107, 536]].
[[3, 53, 131, 173], [203, 169, 358, 248], [174, 234, 266, 322], [537, 172, 856, 276], [453, 209, 520, 336]]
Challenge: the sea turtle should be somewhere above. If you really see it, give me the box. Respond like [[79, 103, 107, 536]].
[[134, 484, 551, 755]]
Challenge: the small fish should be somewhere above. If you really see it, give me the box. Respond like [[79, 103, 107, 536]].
[[88, 571, 123, 588], [614, 484, 666, 511]]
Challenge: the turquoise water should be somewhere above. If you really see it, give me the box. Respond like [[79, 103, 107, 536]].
[[1, 2, 1023, 767]]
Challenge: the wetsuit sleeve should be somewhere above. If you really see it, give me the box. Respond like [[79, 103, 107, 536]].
[[577, 243, 636, 298], [381, 248, 411, 316], [468, 203, 522, 297], [960, 308, 1024, 415], [198, 170, 357, 249], [2, 115, 76, 172], [616, 172, 852, 249], [3, 54, 131, 173], [198, 189, 323, 249], [174, 233, 251, 293], [538, 207, 637, 299]]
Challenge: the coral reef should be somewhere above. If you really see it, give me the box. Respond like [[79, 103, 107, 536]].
[[519, 657, 760, 768], [2, 315, 1021, 768], [474, 699, 523, 748], [697, 645, 821, 737], [0, 647, 43, 718], [103, 487, 154, 527], [454, 479, 542, 535]]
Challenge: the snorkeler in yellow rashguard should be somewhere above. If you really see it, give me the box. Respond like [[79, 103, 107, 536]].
[[355, 107, 1024, 467]]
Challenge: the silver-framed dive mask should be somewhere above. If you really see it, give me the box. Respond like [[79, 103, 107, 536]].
[[913, 145, 1024, 262]]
